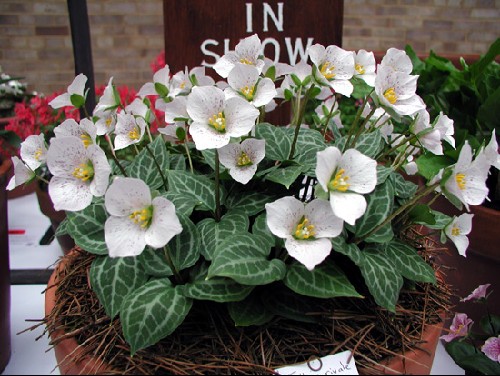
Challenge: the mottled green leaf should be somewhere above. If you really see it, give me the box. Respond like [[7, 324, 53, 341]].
[[391, 172, 418, 198], [126, 136, 169, 189], [255, 123, 291, 161], [385, 240, 436, 283], [228, 294, 274, 326], [261, 287, 318, 323], [162, 191, 196, 216], [177, 278, 254, 302], [167, 170, 217, 212], [138, 246, 172, 277], [225, 190, 274, 216], [331, 236, 364, 266], [170, 213, 200, 271], [264, 165, 303, 189], [251, 213, 276, 249]]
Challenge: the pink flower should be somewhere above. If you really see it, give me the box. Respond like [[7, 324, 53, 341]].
[[440, 313, 473, 342], [461, 283, 491, 302], [481, 336, 500, 363]]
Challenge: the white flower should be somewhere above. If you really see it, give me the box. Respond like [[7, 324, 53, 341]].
[[163, 96, 188, 124], [94, 109, 117, 136], [444, 213, 473, 256], [54, 118, 97, 148], [362, 103, 392, 142], [265, 197, 343, 270], [353, 49, 376, 86], [308, 44, 355, 97], [218, 138, 265, 184], [379, 47, 413, 74], [46, 136, 111, 211], [114, 112, 147, 150], [137, 65, 171, 99], [20, 133, 47, 170], [434, 112, 455, 149], [411, 109, 443, 155], [374, 65, 425, 116], [315, 97, 343, 131], [49, 73, 87, 109], [444, 141, 490, 210], [276, 59, 312, 99], [104, 177, 183, 258], [480, 129, 500, 170], [6, 156, 35, 191], [94, 77, 118, 115], [225, 63, 276, 108], [213, 34, 265, 78], [126, 98, 154, 123], [316, 146, 377, 225], [169, 66, 215, 99], [186, 86, 259, 150]]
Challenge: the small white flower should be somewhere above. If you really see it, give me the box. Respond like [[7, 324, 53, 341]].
[[316, 146, 377, 225], [94, 109, 117, 136], [444, 213, 473, 256], [434, 112, 455, 149], [54, 118, 97, 148], [104, 177, 183, 258], [114, 112, 147, 150], [218, 138, 265, 184], [362, 103, 392, 142], [20, 134, 47, 170], [353, 49, 376, 86], [186, 86, 259, 150], [411, 109, 443, 155], [276, 59, 312, 99], [94, 77, 118, 115], [6, 156, 35, 191], [49, 73, 87, 109], [126, 98, 154, 123], [213, 34, 265, 78], [379, 47, 413, 74], [225, 63, 277, 108], [480, 129, 500, 170], [169, 66, 215, 99], [308, 44, 355, 97], [163, 95, 189, 124], [137, 65, 171, 99], [265, 197, 343, 270], [46, 136, 111, 211], [315, 97, 343, 131]]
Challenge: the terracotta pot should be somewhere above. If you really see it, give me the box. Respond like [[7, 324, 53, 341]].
[[46, 251, 444, 375], [34, 182, 75, 254], [0, 158, 12, 373]]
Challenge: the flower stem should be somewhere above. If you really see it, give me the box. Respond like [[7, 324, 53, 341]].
[[163, 245, 183, 284], [288, 84, 315, 160], [214, 149, 222, 222], [184, 139, 194, 173]]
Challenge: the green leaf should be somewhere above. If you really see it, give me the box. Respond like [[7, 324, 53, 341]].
[[225, 190, 274, 216], [154, 82, 169, 98], [331, 236, 364, 266], [384, 240, 436, 283], [90, 256, 148, 319], [167, 170, 217, 212], [177, 278, 254, 302], [376, 165, 393, 185], [207, 233, 285, 285], [391, 172, 418, 199], [264, 165, 303, 189], [408, 204, 437, 225], [284, 127, 327, 171], [251, 213, 276, 250], [126, 136, 169, 189], [200, 149, 217, 171], [284, 262, 362, 299], [228, 294, 274, 326], [169, 213, 200, 271], [352, 130, 384, 159], [359, 249, 403, 312], [415, 153, 454, 181], [445, 340, 500, 375], [255, 123, 291, 161], [138, 246, 172, 277], [261, 286, 318, 323], [354, 180, 394, 242], [197, 212, 250, 260], [426, 210, 453, 230], [70, 93, 85, 108], [120, 279, 193, 354], [169, 153, 186, 170], [480, 314, 500, 337], [162, 191, 196, 216]]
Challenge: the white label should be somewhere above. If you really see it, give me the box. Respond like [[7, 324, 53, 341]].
[[275, 351, 359, 375]]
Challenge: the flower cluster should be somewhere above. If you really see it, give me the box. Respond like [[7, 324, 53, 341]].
[[8, 34, 499, 354], [0, 67, 32, 118], [442, 284, 500, 374]]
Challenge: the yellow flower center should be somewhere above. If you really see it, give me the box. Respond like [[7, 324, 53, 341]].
[[180, 81, 186, 89], [455, 173, 466, 190], [328, 168, 350, 192], [240, 85, 255, 101], [294, 217, 316, 240], [105, 117, 113, 128], [128, 127, 141, 140], [72, 161, 94, 182], [34, 148, 43, 161], [320, 61, 336, 80], [355, 63, 365, 75], [240, 57, 254, 65], [237, 151, 252, 167], [384, 87, 397, 104], [451, 226, 461, 236], [129, 206, 153, 229], [208, 112, 226, 132], [80, 134, 93, 148]]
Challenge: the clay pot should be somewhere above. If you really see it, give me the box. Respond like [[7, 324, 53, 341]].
[[0, 158, 12, 373]]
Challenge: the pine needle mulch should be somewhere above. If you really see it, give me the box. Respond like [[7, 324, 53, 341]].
[[33, 227, 453, 375]]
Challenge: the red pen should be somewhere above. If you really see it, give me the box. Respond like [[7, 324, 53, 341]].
[[8, 229, 26, 235]]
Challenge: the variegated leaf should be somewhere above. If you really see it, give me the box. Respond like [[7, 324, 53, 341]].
[[177, 278, 254, 302]]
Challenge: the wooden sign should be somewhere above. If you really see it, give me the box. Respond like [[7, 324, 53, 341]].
[[163, 0, 344, 73]]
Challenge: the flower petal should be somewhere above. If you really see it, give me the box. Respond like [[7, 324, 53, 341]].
[[48, 176, 93, 211], [285, 237, 332, 270], [105, 216, 147, 257], [145, 197, 183, 248], [329, 191, 367, 226], [305, 199, 343, 238], [105, 177, 151, 216], [265, 196, 304, 239]]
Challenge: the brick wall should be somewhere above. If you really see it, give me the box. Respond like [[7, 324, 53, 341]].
[[0, 0, 498, 96]]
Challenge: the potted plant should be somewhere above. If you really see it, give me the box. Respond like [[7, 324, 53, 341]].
[[406, 38, 500, 327], [11, 34, 498, 374]]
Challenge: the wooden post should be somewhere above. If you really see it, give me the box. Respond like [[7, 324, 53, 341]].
[[67, 0, 96, 117]]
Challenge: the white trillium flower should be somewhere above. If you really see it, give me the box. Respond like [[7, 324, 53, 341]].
[[163, 96, 188, 124], [265, 196, 343, 270], [316, 146, 377, 225], [444, 213, 473, 256], [186, 86, 259, 150], [276, 59, 312, 99], [54, 118, 97, 148], [49, 73, 87, 109], [126, 98, 154, 123], [374, 65, 426, 116], [114, 112, 147, 150], [308, 44, 355, 97], [213, 34, 265, 78], [169, 66, 215, 99], [480, 129, 500, 170], [412, 109, 444, 155], [225, 63, 277, 108], [104, 177, 183, 258], [444, 141, 490, 211], [137, 65, 171, 99], [434, 111, 455, 149], [315, 97, 343, 131], [379, 47, 413, 74], [353, 49, 376, 86], [46, 136, 111, 211], [6, 156, 35, 191], [94, 77, 118, 115], [361, 103, 392, 142], [218, 138, 265, 184], [94, 109, 117, 136], [20, 133, 47, 170]]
